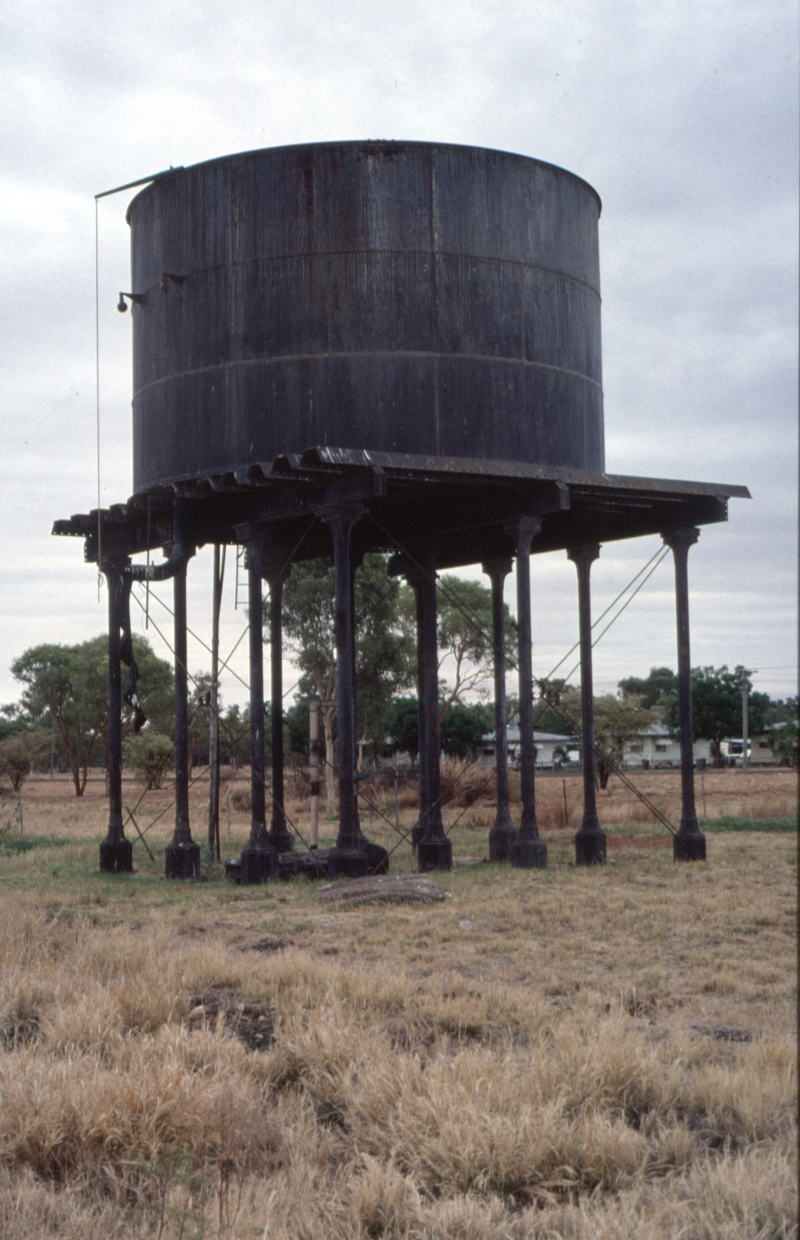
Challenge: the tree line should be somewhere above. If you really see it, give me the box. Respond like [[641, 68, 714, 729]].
[[1, 554, 797, 794]]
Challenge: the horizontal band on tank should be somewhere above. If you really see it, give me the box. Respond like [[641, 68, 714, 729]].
[[133, 352, 604, 402], [131, 251, 602, 300]]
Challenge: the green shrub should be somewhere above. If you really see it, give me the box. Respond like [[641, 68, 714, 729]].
[[124, 732, 174, 790]]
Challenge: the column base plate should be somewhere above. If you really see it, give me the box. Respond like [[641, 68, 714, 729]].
[[673, 833, 706, 861], [99, 838, 133, 874], [511, 838, 547, 869], [240, 844, 279, 884], [327, 848, 371, 879], [418, 838, 453, 872], [165, 841, 201, 880], [488, 824, 517, 862], [575, 829, 607, 866]]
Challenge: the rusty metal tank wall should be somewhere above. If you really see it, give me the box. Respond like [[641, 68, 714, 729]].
[[128, 141, 604, 493]]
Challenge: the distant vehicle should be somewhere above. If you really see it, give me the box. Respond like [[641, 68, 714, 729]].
[[719, 739, 751, 767]]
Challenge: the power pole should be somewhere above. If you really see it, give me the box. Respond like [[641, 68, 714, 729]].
[[741, 670, 749, 772]]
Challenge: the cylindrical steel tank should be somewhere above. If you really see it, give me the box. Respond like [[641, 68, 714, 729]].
[[127, 141, 603, 492]]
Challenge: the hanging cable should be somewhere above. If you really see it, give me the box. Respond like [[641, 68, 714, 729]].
[[543, 544, 669, 683], [548, 546, 671, 690], [95, 198, 102, 599]]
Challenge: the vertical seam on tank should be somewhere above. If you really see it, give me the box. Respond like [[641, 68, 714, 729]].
[[429, 152, 440, 454], [231, 163, 242, 463], [520, 259, 526, 364], [326, 255, 332, 354], [433, 356, 440, 454]]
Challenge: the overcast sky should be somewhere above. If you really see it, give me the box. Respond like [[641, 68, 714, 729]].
[[1, 0, 797, 715]]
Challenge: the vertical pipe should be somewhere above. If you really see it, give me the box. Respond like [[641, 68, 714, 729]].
[[505, 520, 547, 869], [100, 564, 132, 873], [482, 558, 515, 861], [240, 554, 278, 883], [567, 543, 606, 865], [165, 561, 200, 878], [267, 570, 293, 852], [662, 528, 706, 860]]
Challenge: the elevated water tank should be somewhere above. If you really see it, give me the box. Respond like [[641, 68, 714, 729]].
[[127, 140, 604, 492]]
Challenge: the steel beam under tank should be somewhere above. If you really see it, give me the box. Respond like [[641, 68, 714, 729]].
[[54, 453, 748, 577]]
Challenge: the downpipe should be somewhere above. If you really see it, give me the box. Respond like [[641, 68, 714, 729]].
[[124, 498, 196, 583]]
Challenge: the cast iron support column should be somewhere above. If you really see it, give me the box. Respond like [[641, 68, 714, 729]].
[[349, 548, 365, 841], [320, 505, 388, 878], [264, 566, 294, 854], [240, 556, 279, 883], [663, 527, 706, 861], [165, 561, 201, 878], [99, 562, 133, 873], [506, 520, 547, 869], [406, 542, 452, 872], [350, 549, 388, 872], [567, 543, 606, 865], [482, 558, 516, 861], [207, 544, 224, 867]]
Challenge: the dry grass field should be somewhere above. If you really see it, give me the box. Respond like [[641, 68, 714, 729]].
[[0, 767, 796, 1238]]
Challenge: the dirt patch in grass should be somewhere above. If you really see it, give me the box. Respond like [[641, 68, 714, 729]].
[[186, 984, 275, 1050]]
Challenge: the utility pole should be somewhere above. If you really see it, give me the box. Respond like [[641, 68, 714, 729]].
[[741, 669, 750, 772]]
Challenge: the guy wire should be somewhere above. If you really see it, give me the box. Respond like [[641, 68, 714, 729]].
[[95, 197, 102, 599]]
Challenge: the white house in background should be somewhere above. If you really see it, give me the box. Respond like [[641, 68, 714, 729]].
[[622, 722, 709, 769], [480, 728, 580, 769]]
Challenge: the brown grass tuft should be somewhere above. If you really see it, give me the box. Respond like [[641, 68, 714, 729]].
[[0, 777, 795, 1236]]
